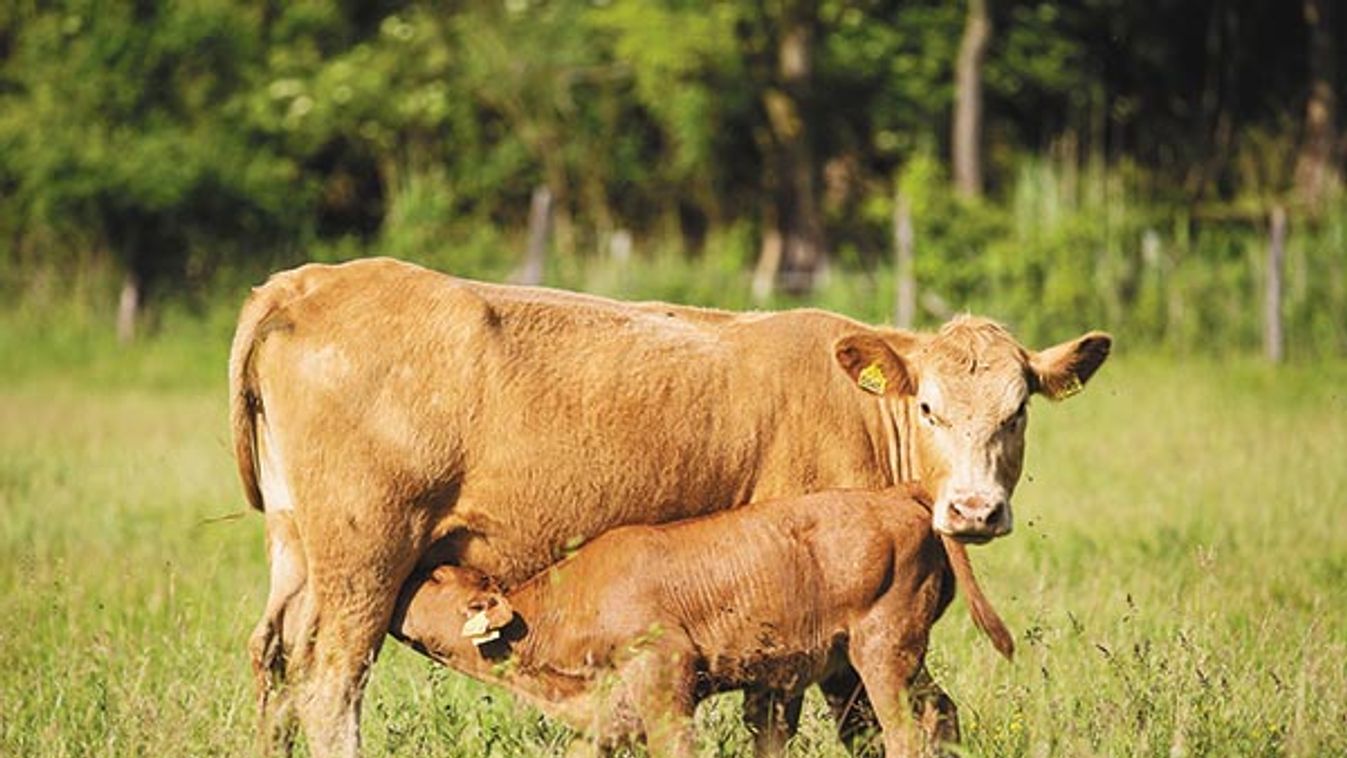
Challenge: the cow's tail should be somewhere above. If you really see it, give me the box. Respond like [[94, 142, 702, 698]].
[[940, 534, 1014, 660], [229, 280, 291, 512]]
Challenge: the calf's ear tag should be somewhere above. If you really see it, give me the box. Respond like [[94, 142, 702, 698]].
[[858, 362, 888, 395], [462, 610, 502, 646], [462, 610, 491, 638], [471, 630, 501, 646]]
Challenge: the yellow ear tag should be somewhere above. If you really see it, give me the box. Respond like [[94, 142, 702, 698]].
[[858, 362, 888, 395], [1055, 373, 1084, 400], [463, 610, 502, 647], [470, 630, 501, 647], [462, 611, 491, 639]]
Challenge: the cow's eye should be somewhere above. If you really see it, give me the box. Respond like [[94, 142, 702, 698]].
[[919, 402, 944, 427]]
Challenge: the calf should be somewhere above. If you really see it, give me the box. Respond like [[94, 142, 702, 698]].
[[391, 485, 1011, 757]]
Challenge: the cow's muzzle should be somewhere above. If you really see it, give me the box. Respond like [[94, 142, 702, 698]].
[[934, 496, 1013, 543]]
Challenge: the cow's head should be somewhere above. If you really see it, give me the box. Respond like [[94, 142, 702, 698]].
[[835, 316, 1110, 543]]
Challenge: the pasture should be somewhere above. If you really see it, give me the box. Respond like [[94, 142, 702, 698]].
[[1, 327, 1344, 757]]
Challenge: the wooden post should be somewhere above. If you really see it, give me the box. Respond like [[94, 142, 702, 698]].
[[752, 200, 783, 304], [894, 190, 915, 329], [513, 185, 551, 286], [116, 271, 140, 343], [1265, 205, 1286, 363]]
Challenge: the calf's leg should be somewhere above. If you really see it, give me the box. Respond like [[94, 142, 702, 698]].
[[818, 666, 880, 753], [742, 687, 803, 757], [909, 665, 960, 749], [846, 616, 932, 758], [821, 662, 958, 755], [619, 642, 698, 758]]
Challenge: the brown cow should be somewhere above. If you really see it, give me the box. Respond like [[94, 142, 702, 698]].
[[391, 485, 1009, 758], [230, 257, 1109, 756]]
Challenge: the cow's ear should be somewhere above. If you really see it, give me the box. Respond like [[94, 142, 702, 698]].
[[833, 334, 915, 397], [1029, 331, 1111, 400]]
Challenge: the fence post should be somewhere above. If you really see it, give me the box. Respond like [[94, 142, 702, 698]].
[[893, 189, 915, 329], [1264, 204, 1286, 363], [116, 271, 140, 344]]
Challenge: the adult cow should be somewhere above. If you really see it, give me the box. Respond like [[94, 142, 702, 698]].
[[230, 257, 1109, 757]]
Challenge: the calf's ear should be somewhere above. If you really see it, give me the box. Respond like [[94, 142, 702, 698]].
[[1030, 331, 1112, 400], [833, 334, 915, 397]]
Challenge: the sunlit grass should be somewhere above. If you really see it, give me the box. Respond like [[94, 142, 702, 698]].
[[1, 328, 1343, 755]]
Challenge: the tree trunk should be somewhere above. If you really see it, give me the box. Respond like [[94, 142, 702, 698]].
[[1186, 3, 1241, 202], [1294, 0, 1339, 209], [952, 0, 991, 198], [757, 5, 826, 297]]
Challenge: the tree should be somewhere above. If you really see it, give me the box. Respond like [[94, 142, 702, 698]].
[[0, 1, 302, 338], [1294, 0, 1339, 209], [597, 0, 830, 295], [952, 0, 990, 198], [760, 1, 828, 295], [590, 1, 747, 245]]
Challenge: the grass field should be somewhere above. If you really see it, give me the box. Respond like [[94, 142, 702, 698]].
[[1, 323, 1345, 757]]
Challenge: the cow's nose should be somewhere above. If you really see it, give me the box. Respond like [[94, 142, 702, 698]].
[[951, 498, 986, 524], [950, 497, 1008, 531], [984, 501, 1007, 529]]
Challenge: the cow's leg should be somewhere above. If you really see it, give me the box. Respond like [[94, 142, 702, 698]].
[[909, 665, 959, 749], [742, 687, 802, 757], [248, 511, 309, 756], [291, 503, 419, 758]]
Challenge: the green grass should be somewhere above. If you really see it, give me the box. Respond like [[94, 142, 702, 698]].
[[1, 323, 1344, 756]]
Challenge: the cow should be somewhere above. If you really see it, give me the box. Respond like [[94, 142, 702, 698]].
[[229, 257, 1110, 757], [390, 485, 1011, 758]]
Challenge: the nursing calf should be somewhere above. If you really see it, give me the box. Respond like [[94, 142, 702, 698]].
[[391, 486, 1012, 757]]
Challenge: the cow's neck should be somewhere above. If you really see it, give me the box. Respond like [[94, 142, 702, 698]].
[[878, 395, 919, 485]]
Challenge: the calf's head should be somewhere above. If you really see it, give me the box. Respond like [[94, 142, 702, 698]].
[[835, 317, 1110, 543], [395, 565, 515, 647]]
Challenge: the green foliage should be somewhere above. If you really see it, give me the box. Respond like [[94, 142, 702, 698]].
[[592, 2, 742, 179], [1, 0, 1344, 356], [0, 1, 305, 287], [824, 2, 962, 162], [852, 152, 1347, 356]]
